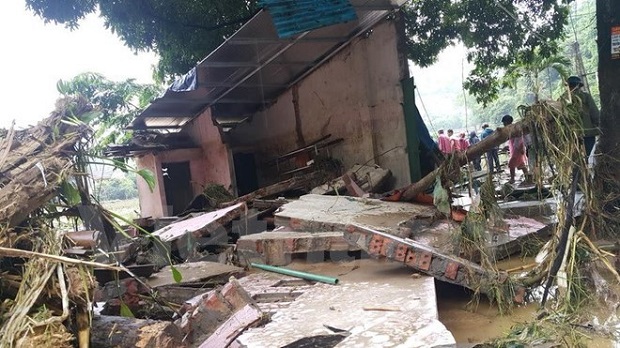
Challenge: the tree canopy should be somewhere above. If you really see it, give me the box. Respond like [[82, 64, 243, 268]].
[[26, 0, 573, 102], [56, 72, 162, 153]]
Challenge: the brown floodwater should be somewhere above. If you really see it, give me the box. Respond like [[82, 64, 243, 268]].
[[436, 256, 616, 347]]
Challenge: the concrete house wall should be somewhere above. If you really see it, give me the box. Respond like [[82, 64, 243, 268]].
[[136, 109, 232, 218], [228, 18, 410, 188], [135, 17, 413, 217]]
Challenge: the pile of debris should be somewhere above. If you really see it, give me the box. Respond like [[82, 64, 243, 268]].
[[3, 101, 616, 347]]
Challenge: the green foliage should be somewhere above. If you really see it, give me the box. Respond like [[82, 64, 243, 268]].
[[96, 174, 138, 201], [403, 0, 572, 105], [119, 302, 135, 318], [469, 0, 598, 125], [171, 265, 183, 283], [56, 72, 163, 154], [59, 181, 81, 206]]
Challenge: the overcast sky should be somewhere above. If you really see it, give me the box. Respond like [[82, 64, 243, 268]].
[[0, 1, 158, 129]]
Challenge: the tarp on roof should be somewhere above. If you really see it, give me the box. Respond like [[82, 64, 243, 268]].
[[132, 0, 407, 131], [259, 0, 358, 38]]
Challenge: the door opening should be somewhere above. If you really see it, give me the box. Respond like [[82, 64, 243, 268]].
[[162, 161, 194, 216], [233, 153, 259, 196]]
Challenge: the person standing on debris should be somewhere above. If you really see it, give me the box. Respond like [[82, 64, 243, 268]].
[[480, 123, 501, 173], [501, 115, 529, 184], [468, 130, 482, 171], [562, 75, 601, 158], [437, 129, 452, 155], [447, 129, 458, 152]]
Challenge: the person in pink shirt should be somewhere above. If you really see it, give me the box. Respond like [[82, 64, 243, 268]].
[[447, 129, 458, 152], [437, 129, 453, 155], [501, 115, 529, 184], [457, 132, 469, 151]]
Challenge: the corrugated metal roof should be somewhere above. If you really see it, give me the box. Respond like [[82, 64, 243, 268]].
[[259, 0, 358, 38], [133, 0, 405, 131]]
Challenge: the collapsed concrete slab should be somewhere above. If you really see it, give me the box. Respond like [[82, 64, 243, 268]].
[[235, 272, 455, 347], [275, 194, 437, 233], [236, 230, 359, 266], [344, 224, 525, 302], [276, 194, 548, 261], [152, 203, 246, 242]]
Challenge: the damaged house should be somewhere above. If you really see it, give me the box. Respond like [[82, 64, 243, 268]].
[[107, 0, 437, 218]]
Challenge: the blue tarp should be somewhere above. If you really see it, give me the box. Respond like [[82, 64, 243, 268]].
[[260, 0, 357, 38], [414, 103, 438, 152]]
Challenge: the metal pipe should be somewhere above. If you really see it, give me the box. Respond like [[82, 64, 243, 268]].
[[250, 263, 339, 285]]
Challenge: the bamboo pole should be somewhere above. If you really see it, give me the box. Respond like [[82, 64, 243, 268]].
[[0, 247, 123, 271]]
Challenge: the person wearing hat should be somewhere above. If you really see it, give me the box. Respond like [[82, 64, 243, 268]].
[[563, 75, 600, 157]]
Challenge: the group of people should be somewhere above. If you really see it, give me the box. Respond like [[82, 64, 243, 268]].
[[435, 125, 501, 177], [433, 75, 600, 185], [437, 129, 474, 155]]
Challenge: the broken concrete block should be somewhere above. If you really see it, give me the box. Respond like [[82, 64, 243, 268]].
[[198, 304, 264, 348], [236, 231, 359, 266], [177, 278, 263, 346], [235, 276, 456, 347]]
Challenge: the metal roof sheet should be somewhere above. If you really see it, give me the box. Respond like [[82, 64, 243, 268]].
[[133, 0, 405, 131]]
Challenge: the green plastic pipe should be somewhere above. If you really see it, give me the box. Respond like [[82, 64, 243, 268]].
[[250, 262, 339, 285]]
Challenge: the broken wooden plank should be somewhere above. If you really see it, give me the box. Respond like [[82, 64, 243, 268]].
[[397, 103, 563, 201], [310, 164, 392, 195], [152, 203, 246, 242], [90, 315, 184, 348], [222, 171, 323, 207], [342, 172, 366, 197], [251, 198, 289, 210]]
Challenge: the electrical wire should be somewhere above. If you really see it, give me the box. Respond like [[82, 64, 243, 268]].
[[414, 87, 437, 135]]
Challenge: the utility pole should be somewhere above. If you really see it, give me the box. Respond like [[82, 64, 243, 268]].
[[572, 41, 591, 94], [595, 0, 620, 178]]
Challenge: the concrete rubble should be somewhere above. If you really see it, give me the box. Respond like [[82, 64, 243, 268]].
[[0, 115, 558, 348]]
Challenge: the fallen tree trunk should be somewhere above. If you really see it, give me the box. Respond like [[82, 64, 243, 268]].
[[400, 116, 539, 201], [91, 316, 184, 348]]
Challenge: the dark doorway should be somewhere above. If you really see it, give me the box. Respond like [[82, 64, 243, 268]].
[[233, 153, 259, 196], [162, 161, 194, 216]]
